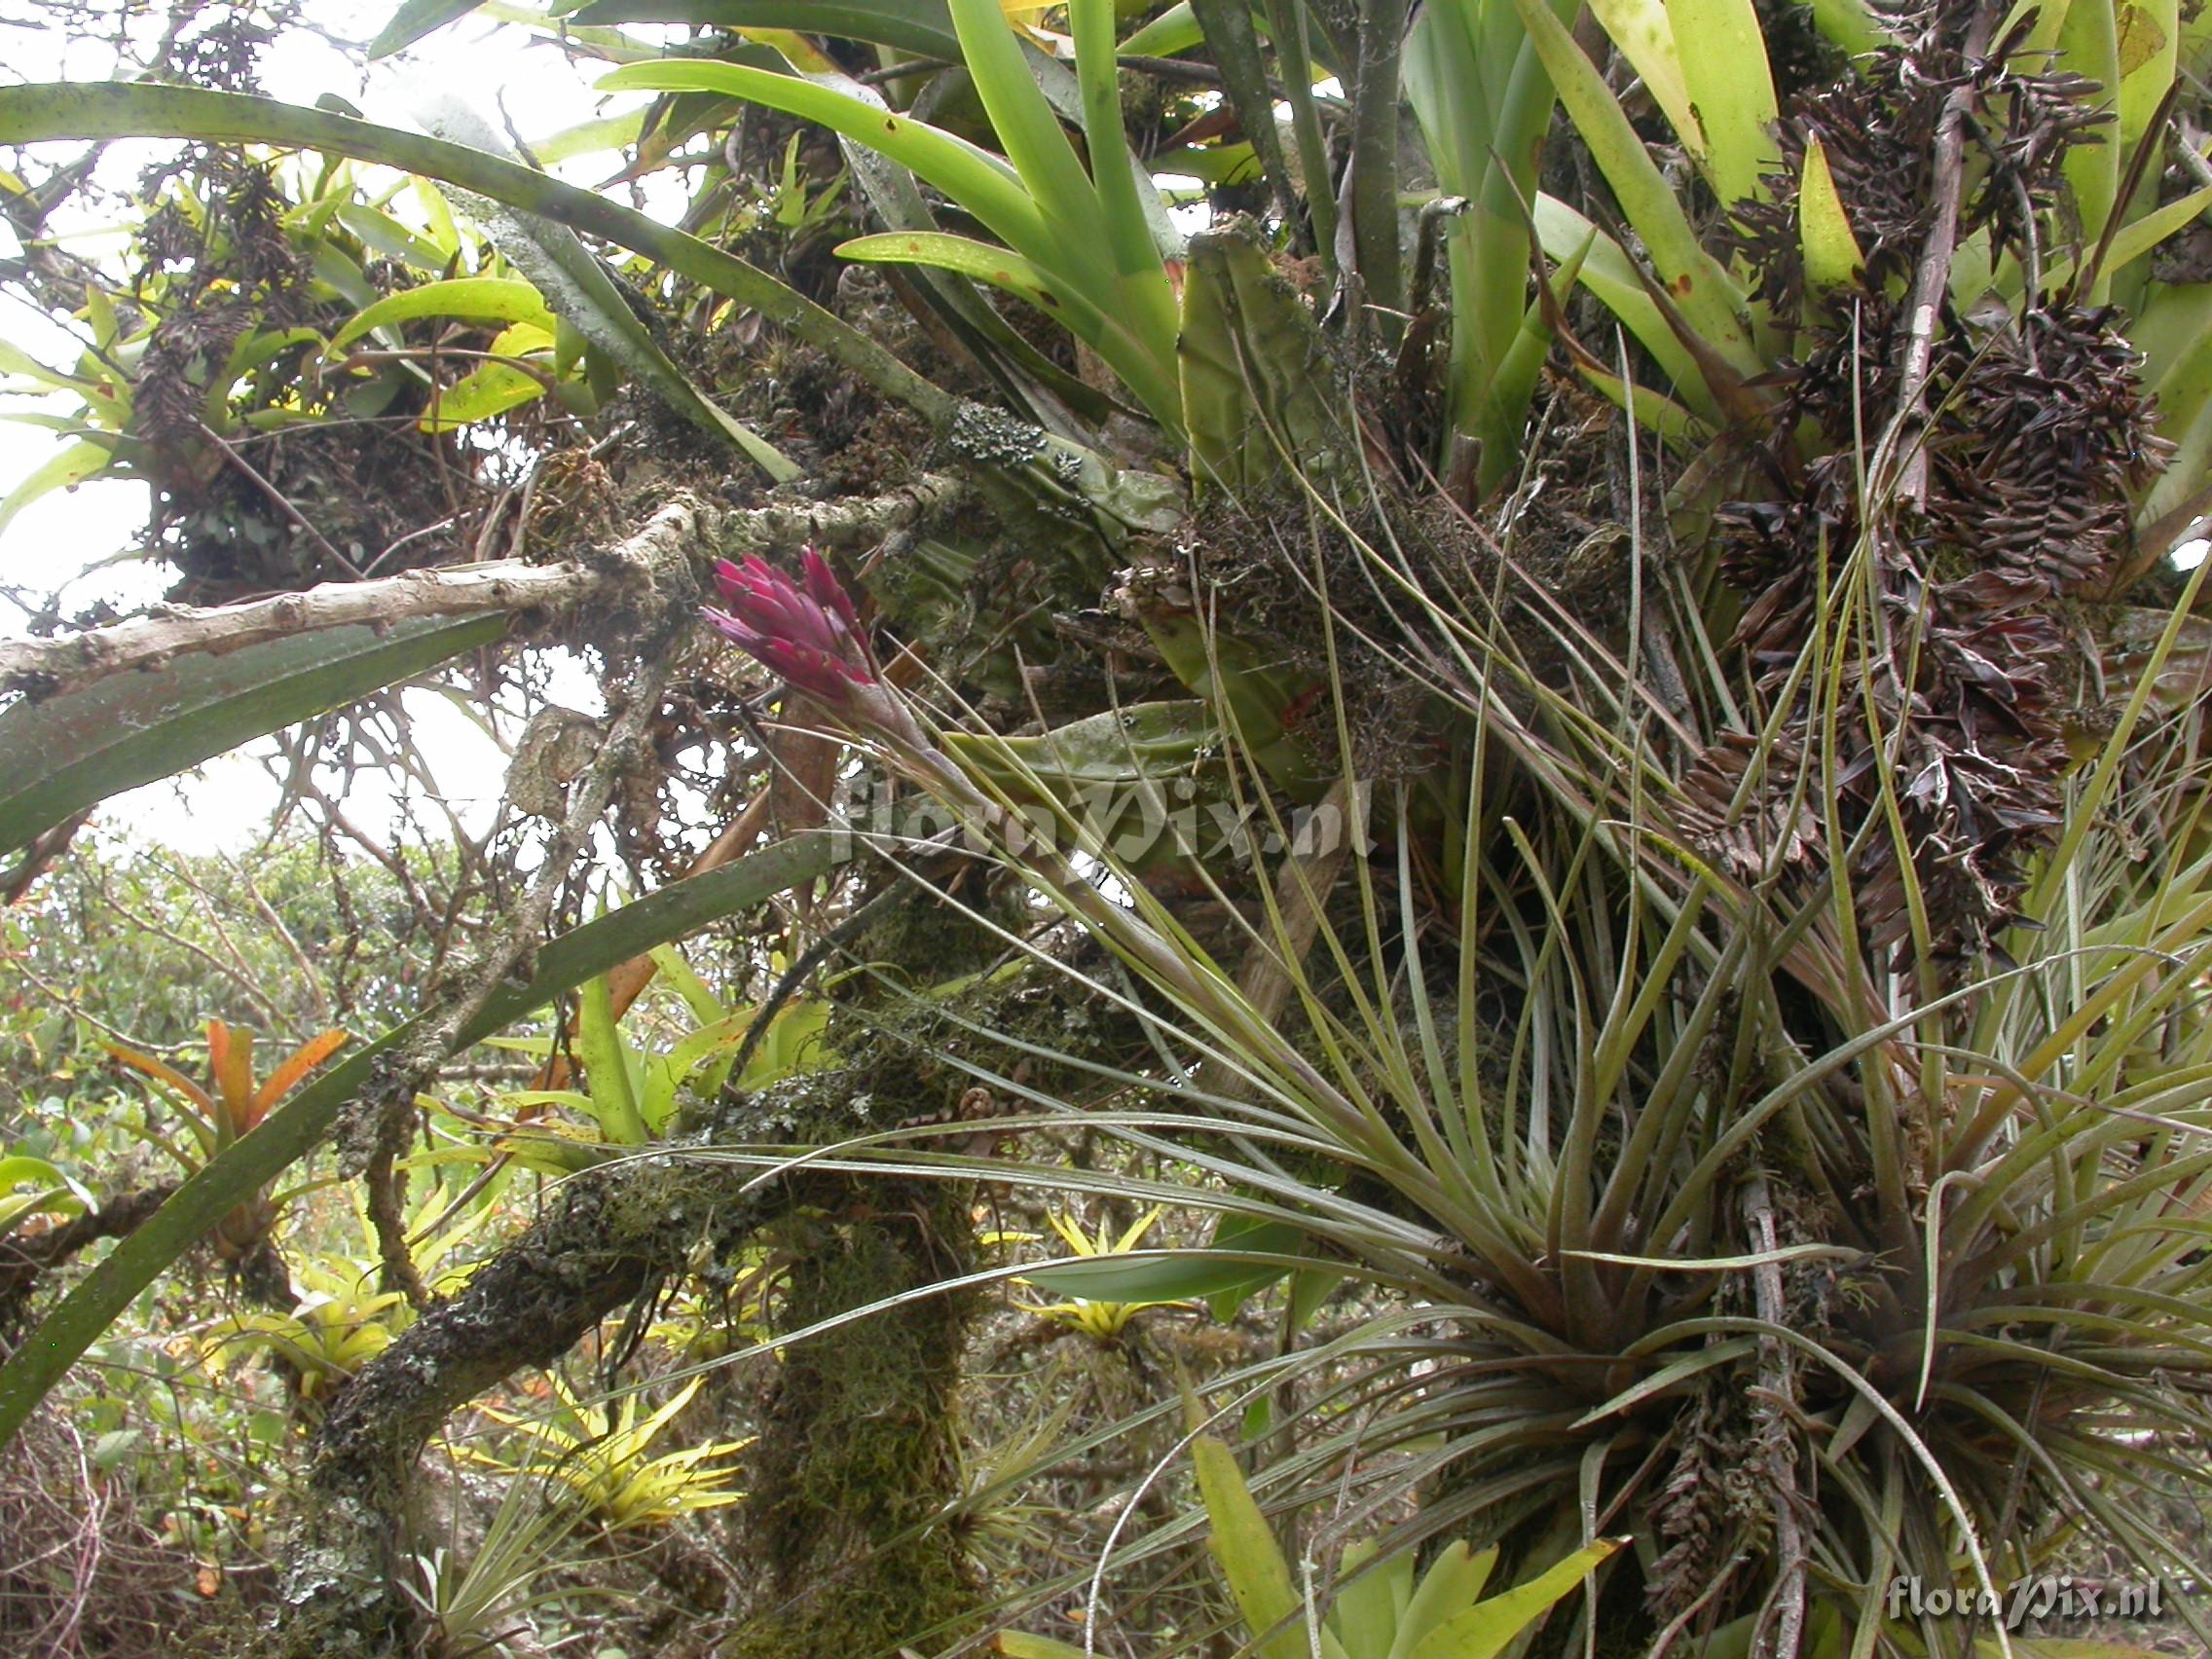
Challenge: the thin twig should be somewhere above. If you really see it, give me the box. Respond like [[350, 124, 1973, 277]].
[[1743, 1172, 1807, 1659], [353, 644, 678, 1306], [194, 420, 363, 578], [1884, 10, 1996, 505]]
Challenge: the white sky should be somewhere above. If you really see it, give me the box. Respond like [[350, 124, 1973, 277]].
[[0, 3, 660, 854]]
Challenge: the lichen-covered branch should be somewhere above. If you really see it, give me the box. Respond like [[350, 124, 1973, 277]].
[[272, 1158, 779, 1657], [0, 475, 964, 699], [0, 1183, 178, 1333]]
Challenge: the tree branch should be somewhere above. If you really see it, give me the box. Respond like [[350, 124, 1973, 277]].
[[0, 1185, 180, 1332], [0, 474, 965, 699]]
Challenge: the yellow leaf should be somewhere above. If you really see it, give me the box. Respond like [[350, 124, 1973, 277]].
[[1798, 137, 1865, 295]]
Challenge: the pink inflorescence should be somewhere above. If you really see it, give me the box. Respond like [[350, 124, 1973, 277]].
[[703, 549, 878, 703]]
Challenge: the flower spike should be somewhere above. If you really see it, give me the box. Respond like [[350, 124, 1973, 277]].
[[704, 551, 880, 708]]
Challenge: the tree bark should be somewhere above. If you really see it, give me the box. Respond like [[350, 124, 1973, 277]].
[[1, 475, 963, 698], [266, 1157, 782, 1657]]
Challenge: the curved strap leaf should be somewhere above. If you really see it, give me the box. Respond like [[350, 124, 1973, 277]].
[[0, 831, 849, 1448], [368, 0, 492, 58], [568, 0, 963, 61], [412, 95, 799, 480], [0, 82, 953, 430], [0, 612, 506, 857]]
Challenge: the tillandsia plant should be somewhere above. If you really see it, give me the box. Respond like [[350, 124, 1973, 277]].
[[700, 411, 2212, 1659]]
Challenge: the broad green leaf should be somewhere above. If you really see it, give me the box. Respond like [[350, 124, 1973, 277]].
[[640, 1010, 749, 1131], [1131, 609, 1326, 802], [1386, 1544, 1499, 1659], [2060, 0, 2122, 296], [576, 974, 648, 1145], [947, 699, 1218, 789], [647, 944, 731, 1029], [0, 613, 506, 857], [329, 202, 453, 273], [1798, 135, 1865, 293], [946, 0, 1100, 243], [2068, 178, 2212, 287], [0, 1154, 80, 1199], [1811, 0, 1892, 54], [527, 108, 648, 166], [369, 0, 492, 56], [1482, 230, 1597, 491], [0, 1153, 84, 1234], [1689, 1603, 1847, 1659], [1122, 1, 1201, 55], [0, 437, 116, 541], [1330, 1537, 1414, 1658], [1585, 0, 1695, 163], [2134, 283, 2212, 523], [799, 56, 1122, 428], [309, 239, 382, 310], [328, 276, 555, 352], [1509, 0, 1757, 373], [0, 336, 92, 391], [2117, 0, 2179, 143], [1194, 1434, 1350, 1659], [599, 56, 1177, 423], [82, 284, 121, 350], [222, 326, 326, 400], [420, 365, 543, 430], [736, 998, 830, 1087], [837, 231, 1085, 324], [1403, 0, 1565, 487], [1205, 1212, 1311, 1320], [993, 1638, 1088, 1659], [1530, 195, 1712, 419], [418, 322, 555, 430], [1403, 1537, 1623, 1659], [1668, 0, 1778, 204], [1178, 222, 1346, 489], [411, 177, 465, 259], [0, 831, 852, 1448], [1069, 0, 1166, 285], [1026, 1234, 1309, 1306], [835, 230, 1170, 422], [597, 62, 1046, 282], [2124, 278, 2212, 391]]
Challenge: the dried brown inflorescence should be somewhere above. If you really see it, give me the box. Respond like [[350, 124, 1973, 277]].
[[1688, 1, 2169, 968]]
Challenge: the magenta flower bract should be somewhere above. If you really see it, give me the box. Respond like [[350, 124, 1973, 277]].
[[704, 550, 878, 705]]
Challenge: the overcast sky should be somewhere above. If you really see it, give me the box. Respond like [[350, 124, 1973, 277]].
[[0, 4, 662, 853]]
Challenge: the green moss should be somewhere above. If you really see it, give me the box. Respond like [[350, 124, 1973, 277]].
[[725, 1194, 980, 1658]]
